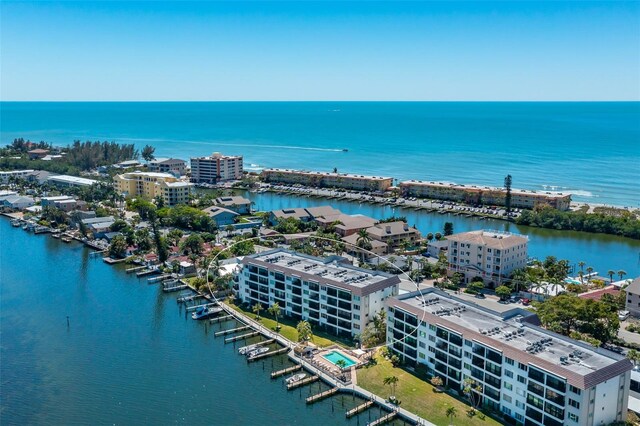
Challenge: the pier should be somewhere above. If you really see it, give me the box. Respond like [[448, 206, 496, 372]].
[[177, 294, 205, 304], [270, 364, 302, 379], [148, 274, 172, 283], [286, 375, 319, 390], [125, 265, 146, 274], [214, 325, 250, 337], [346, 400, 374, 418], [367, 411, 397, 426], [224, 331, 259, 343], [209, 314, 233, 323], [185, 302, 218, 312], [306, 387, 339, 404], [163, 282, 188, 292], [247, 346, 288, 362], [136, 268, 159, 277]]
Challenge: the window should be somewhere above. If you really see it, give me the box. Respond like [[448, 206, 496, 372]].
[[353, 324, 360, 329], [569, 385, 581, 395], [503, 394, 512, 403], [465, 340, 472, 347], [568, 413, 579, 422], [505, 370, 514, 378], [353, 314, 360, 320], [517, 375, 526, 384], [505, 357, 514, 366], [504, 382, 513, 391], [428, 335, 435, 342], [569, 399, 580, 409], [429, 324, 436, 331], [516, 400, 525, 409], [516, 388, 525, 397], [518, 362, 527, 371], [515, 413, 523, 421]]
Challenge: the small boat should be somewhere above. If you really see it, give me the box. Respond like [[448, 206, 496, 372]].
[[247, 347, 270, 359], [52, 233, 61, 239], [62, 237, 72, 243], [10, 219, 21, 227], [342, 148, 348, 152], [238, 342, 264, 355], [285, 373, 306, 385], [191, 305, 222, 320]]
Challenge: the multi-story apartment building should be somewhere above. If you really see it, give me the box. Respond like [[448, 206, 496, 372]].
[[387, 288, 632, 426], [114, 171, 192, 206], [366, 221, 421, 252], [447, 230, 528, 286], [0, 169, 35, 183], [625, 277, 640, 318], [236, 249, 400, 338], [148, 157, 187, 177], [262, 168, 393, 192], [399, 180, 572, 211], [47, 175, 98, 188], [190, 152, 243, 183]]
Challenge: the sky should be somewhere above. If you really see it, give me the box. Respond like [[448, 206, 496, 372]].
[[1, 1, 639, 101]]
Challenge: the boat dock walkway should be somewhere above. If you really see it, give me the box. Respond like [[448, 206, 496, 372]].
[[306, 387, 339, 404], [136, 269, 159, 277], [209, 314, 233, 323], [148, 274, 172, 283], [248, 346, 288, 362], [346, 400, 374, 418], [271, 364, 302, 379], [224, 331, 259, 343], [286, 375, 319, 390], [125, 265, 146, 274], [186, 302, 218, 312], [367, 411, 397, 426], [214, 325, 250, 337]]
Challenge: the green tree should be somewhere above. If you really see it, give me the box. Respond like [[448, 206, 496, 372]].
[[463, 378, 483, 412], [108, 235, 128, 258], [167, 229, 184, 247], [466, 281, 484, 295], [268, 302, 281, 330], [536, 294, 580, 335], [181, 234, 204, 255], [426, 233, 434, 242], [627, 349, 640, 366], [252, 303, 263, 320], [355, 228, 372, 262], [443, 222, 454, 236], [296, 320, 313, 342], [383, 376, 399, 400], [141, 144, 156, 162], [335, 359, 347, 370], [607, 270, 616, 283], [446, 406, 457, 426], [504, 174, 513, 216], [618, 270, 627, 281], [434, 232, 442, 241], [495, 285, 512, 301]]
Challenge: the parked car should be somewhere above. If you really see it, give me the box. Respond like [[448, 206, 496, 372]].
[[521, 298, 531, 306], [618, 310, 630, 321], [475, 293, 486, 299]]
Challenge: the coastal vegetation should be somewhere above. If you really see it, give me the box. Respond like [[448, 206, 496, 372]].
[[357, 349, 501, 426], [516, 204, 640, 239]]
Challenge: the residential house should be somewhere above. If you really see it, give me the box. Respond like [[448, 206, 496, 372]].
[[214, 196, 251, 214], [203, 206, 239, 227], [366, 221, 420, 253]]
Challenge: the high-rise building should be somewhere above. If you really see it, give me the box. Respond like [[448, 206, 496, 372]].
[[190, 152, 243, 183], [114, 171, 192, 206]]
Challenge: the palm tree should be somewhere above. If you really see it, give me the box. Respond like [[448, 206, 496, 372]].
[[383, 376, 399, 400], [252, 303, 263, 320], [445, 406, 457, 426], [608, 270, 616, 283], [618, 270, 627, 281], [578, 261, 585, 273], [355, 229, 372, 262], [335, 359, 347, 370], [586, 266, 594, 280], [296, 320, 313, 342], [426, 233, 434, 243], [578, 270, 584, 285], [268, 303, 281, 330]]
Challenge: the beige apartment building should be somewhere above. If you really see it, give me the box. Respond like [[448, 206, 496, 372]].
[[190, 152, 243, 183], [262, 168, 393, 192], [399, 180, 572, 210], [447, 229, 529, 285], [366, 221, 421, 252], [114, 171, 193, 206], [148, 158, 187, 176]]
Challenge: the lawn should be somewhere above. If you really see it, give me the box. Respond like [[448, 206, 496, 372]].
[[357, 351, 502, 426], [226, 300, 352, 348]]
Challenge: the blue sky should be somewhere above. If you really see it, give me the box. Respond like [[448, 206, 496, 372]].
[[1, 1, 639, 101]]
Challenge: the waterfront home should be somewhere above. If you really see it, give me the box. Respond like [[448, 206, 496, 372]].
[[81, 216, 116, 238], [190, 152, 244, 183], [213, 196, 251, 214], [148, 157, 187, 177], [365, 221, 420, 252], [340, 233, 387, 259], [262, 168, 393, 192], [268, 205, 341, 225], [202, 206, 239, 226], [315, 213, 378, 237], [2, 195, 35, 210], [27, 148, 49, 159], [447, 229, 528, 286], [0, 190, 18, 199], [625, 277, 640, 318], [114, 171, 192, 206], [425, 239, 448, 258], [47, 174, 98, 188], [386, 288, 632, 426], [236, 248, 400, 338], [399, 180, 572, 211], [41, 196, 86, 213]]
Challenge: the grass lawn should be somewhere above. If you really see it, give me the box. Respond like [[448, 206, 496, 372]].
[[226, 300, 352, 348], [357, 351, 502, 426]]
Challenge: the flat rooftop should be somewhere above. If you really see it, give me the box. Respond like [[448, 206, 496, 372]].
[[263, 168, 392, 181], [400, 180, 570, 198], [391, 289, 631, 388], [242, 249, 399, 296]]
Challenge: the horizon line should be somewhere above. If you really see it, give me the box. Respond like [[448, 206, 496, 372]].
[[2, 100, 639, 103]]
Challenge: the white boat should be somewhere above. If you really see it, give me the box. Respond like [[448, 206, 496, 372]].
[[191, 305, 223, 320], [285, 373, 306, 385], [238, 342, 264, 355], [247, 347, 270, 359]]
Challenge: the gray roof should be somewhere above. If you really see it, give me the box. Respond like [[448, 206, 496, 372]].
[[627, 277, 640, 296], [203, 206, 239, 218], [82, 216, 115, 225], [447, 230, 528, 249], [215, 196, 251, 206]]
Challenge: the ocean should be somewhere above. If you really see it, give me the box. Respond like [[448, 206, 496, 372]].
[[1, 101, 639, 207]]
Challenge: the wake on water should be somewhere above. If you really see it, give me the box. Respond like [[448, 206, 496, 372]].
[[103, 137, 345, 152]]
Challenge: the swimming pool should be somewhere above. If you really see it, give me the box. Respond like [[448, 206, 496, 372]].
[[322, 350, 357, 367]]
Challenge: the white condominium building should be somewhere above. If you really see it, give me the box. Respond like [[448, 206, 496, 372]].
[[261, 168, 393, 192], [387, 289, 632, 426], [190, 152, 243, 183], [148, 158, 187, 177], [447, 230, 528, 285], [236, 249, 400, 338]]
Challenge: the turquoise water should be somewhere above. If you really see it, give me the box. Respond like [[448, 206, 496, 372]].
[[0, 219, 403, 425], [323, 351, 357, 368], [1, 102, 639, 207]]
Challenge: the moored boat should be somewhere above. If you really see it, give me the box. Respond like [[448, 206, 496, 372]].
[[238, 342, 264, 355], [285, 373, 306, 384], [191, 305, 222, 320], [246, 347, 269, 359]]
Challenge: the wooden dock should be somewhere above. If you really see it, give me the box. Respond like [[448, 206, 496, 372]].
[[346, 401, 374, 418], [148, 274, 171, 283], [214, 325, 250, 337], [367, 412, 397, 426], [248, 346, 288, 362], [225, 331, 259, 343], [186, 302, 218, 312], [306, 387, 339, 404], [286, 375, 319, 390], [125, 265, 146, 274], [271, 364, 302, 379], [136, 269, 159, 277], [163, 282, 188, 292], [209, 314, 233, 323]]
